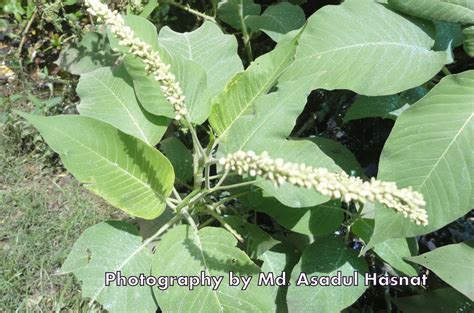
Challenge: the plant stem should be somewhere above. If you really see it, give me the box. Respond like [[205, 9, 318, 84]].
[[212, 179, 261, 192], [442, 66, 451, 76], [239, 6, 253, 62], [167, 1, 216, 23], [205, 206, 244, 242]]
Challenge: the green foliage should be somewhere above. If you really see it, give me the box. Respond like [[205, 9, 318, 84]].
[[405, 241, 474, 300], [14, 0, 474, 311], [368, 71, 473, 247], [152, 225, 276, 312], [61, 221, 156, 311]]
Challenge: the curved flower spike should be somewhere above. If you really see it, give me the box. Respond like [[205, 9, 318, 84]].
[[219, 151, 428, 226], [85, 0, 187, 120]]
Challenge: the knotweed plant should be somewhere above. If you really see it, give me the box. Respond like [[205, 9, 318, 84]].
[[21, 0, 473, 311]]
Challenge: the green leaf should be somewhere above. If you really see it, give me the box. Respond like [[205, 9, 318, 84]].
[[159, 137, 193, 185], [388, 0, 474, 24], [352, 218, 418, 276], [405, 241, 474, 300], [217, 0, 261, 30], [209, 38, 298, 139], [108, 15, 159, 52], [281, 0, 451, 96], [245, 2, 306, 42], [219, 77, 342, 207], [19, 113, 175, 219], [463, 25, 474, 57], [254, 196, 344, 237], [152, 225, 276, 312], [343, 87, 428, 122], [55, 32, 117, 75], [259, 244, 301, 312], [110, 15, 212, 124], [433, 21, 464, 51], [308, 137, 364, 177], [123, 55, 174, 118], [287, 236, 368, 312], [223, 216, 279, 257], [368, 71, 473, 248], [60, 221, 156, 312], [158, 21, 243, 98], [77, 66, 168, 145], [392, 288, 473, 313]]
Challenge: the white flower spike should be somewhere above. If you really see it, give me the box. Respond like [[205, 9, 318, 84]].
[[219, 151, 428, 226], [84, 0, 187, 120]]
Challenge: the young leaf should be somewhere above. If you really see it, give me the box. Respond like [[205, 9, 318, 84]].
[[280, 0, 451, 95], [388, 0, 474, 24], [287, 236, 368, 312], [158, 21, 243, 97], [19, 113, 175, 220], [152, 225, 276, 312], [77, 66, 168, 145], [209, 37, 298, 139], [245, 2, 306, 42], [405, 241, 474, 300], [368, 71, 473, 248], [344, 87, 428, 122], [352, 218, 418, 276], [217, 0, 261, 30], [464, 25, 474, 57], [60, 221, 156, 312]]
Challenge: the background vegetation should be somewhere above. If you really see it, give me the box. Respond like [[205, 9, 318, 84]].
[[1, 0, 472, 311]]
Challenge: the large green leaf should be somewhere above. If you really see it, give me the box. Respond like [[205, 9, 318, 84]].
[[368, 71, 473, 247], [388, 0, 474, 24], [209, 38, 298, 139], [152, 225, 275, 312], [55, 31, 117, 75], [254, 198, 344, 237], [280, 0, 451, 96], [19, 113, 175, 219], [217, 0, 261, 30], [109, 15, 212, 124], [245, 2, 306, 42], [158, 21, 243, 98], [287, 236, 368, 312], [343, 87, 428, 122], [61, 221, 156, 312], [77, 66, 168, 145], [405, 241, 474, 300], [352, 219, 418, 276]]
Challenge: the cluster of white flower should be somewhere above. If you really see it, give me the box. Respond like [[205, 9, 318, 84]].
[[219, 151, 428, 226], [85, 0, 187, 120]]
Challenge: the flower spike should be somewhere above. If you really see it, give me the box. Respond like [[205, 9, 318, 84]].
[[219, 151, 428, 226], [85, 0, 187, 120]]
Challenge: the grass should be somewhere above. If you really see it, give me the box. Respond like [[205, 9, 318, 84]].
[[0, 129, 124, 311]]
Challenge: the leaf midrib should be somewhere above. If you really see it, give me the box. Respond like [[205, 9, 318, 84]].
[[218, 46, 295, 138], [81, 73, 150, 145]]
